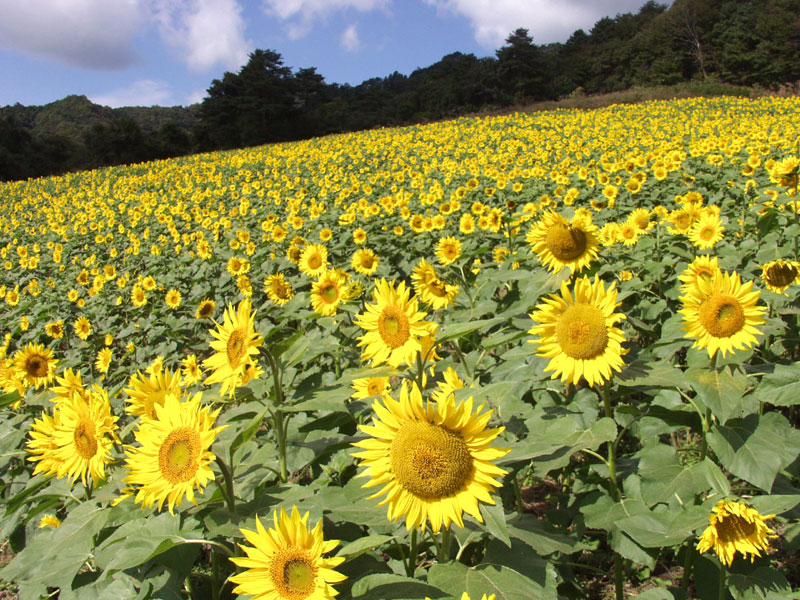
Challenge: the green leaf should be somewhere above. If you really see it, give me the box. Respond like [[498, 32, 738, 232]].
[[617, 360, 688, 389], [727, 566, 794, 600], [337, 535, 392, 560], [756, 362, 800, 406], [748, 494, 800, 517], [229, 404, 269, 459], [436, 317, 505, 343], [686, 366, 752, 424], [428, 558, 558, 600], [349, 573, 447, 600], [506, 514, 587, 555], [638, 443, 713, 505], [479, 499, 510, 547]]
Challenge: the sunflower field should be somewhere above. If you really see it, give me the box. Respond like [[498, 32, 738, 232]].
[[1, 95, 800, 600]]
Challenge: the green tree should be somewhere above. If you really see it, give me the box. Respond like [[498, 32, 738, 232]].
[[496, 28, 550, 102]]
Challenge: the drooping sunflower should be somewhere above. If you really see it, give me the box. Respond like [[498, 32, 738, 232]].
[[196, 298, 216, 319], [528, 275, 627, 387], [679, 255, 721, 291], [352, 248, 379, 275], [13, 343, 57, 389], [124, 366, 183, 419], [311, 270, 347, 317], [354, 279, 436, 368], [123, 392, 224, 514], [696, 500, 777, 567], [526, 211, 599, 274], [689, 213, 725, 250], [299, 243, 328, 278], [74, 316, 92, 340], [760, 259, 800, 294], [264, 273, 294, 306], [352, 382, 509, 533], [203, 298, 263, 398], [679, 270, 766, 358], [27, 388, 117, 487], [230, 506, 346, 600]]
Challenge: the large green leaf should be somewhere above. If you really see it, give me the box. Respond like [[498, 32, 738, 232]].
[[428, 555, 558, 600], [756, 362, 800, 406], [506, 513, 587, 555], [686, 365, 753, 424], [349, 573, 448, 600], [637, 443, 716, 505]]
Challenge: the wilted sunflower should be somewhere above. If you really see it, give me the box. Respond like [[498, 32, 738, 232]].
[[680, 270, 765, 358], [124, 366, 183, 419], [195, 298, 216, 319], [526, 211, 599, 273], [354, 279, 436, 368], [529, 275, 627, 387], [13, 343, 57, 389], [230, 506, 346, 600], [436, 236, 462, 266], [264, 273, 294, 306], [74, 317, 92, 340], [27, 387, 117, 487], [123, 392, 224, 514], [697, 500, 777, 567], [299, 243, 328, 278], [352, 248, 379, 275], [311, 270, 347, 317], [203, 298, 263, 397], [352, 382, 509, 533], [689, 213, 724, 250], [760, 259, 800, 294]]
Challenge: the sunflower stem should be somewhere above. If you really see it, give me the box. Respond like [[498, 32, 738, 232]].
[[513, 473, 524, 515], [602, 382, 625, 600], [438, 525, 452, 563], [406, 529, 418, 577], [211, 549, 221, 600], [215, 456, 236, 512], [272, 409, 289, 483], [718, 562, 727, 600], [681, 544, 696, 593]]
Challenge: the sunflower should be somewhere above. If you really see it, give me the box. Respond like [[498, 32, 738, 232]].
[[351, 376, 391, 400], [679, 255, 721, 291], [666, 208, 695, 235], [680, 270, 766, 358], [196, 298, 216, 319], [45, 320, 64, 339], [122, 392, 224, 514], [354, 279, 436, 368], [165, 288, 182, 309], [352, 248, 379, 275], [299, 243, 328, 278], [628, 207, 653, 232], [436, 236, 462, 266], [203, 298, 263, 398], [181, 354, 203, 386], [696, 500, 777, 566], [131, 284, 147, 307], [94, 348, 113, 374], [27, 387, 117, 487], [124, 366, 183, 419], [689, 213, 724, 250], [38, 515, 61, 529], [74, 317, 92, 340], [760, 259, 800, 294], [526, 211, 599, 274], [352, 382, 509, 533], [264, 273, 294, 306], [311, 270, 347, 317], [230, 506, 346, 600], [50, 367, 88, 402], [616, 222, 639, 246], [528, 275, 627, 387], [13, 343, 57, 389]]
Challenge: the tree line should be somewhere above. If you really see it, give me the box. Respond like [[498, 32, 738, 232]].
[[2, 0, 799, 182]]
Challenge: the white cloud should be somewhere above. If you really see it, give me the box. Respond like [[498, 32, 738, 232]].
[[151, 0, 251, 72], [263, 0, 389, 39], [424, 0, 664, 48], [90, 79, 174, 107], [0, 0, 144, 69], [340, 24, 360, 52]]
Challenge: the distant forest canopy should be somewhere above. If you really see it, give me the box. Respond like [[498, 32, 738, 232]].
[[2, 0, 799, 181]]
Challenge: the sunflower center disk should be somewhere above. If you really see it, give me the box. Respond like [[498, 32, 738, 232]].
[[716, 514, 757, 544], [698, 294, 745, 338], [700, 226, 715, 241], [308, 255, 322, 270], [378, 307, 410, 349], [26, 356, 47, 378], [158, 427, 201, 483], [556, 304, 609, 359], [390, 421, 473, 500], [226, 328, 248, 364], [321, 283, 339, 303], [429, 279, 447, 298], [767, 264, 797, 288], [73, 420, 98, 459], [271, 549, 317, 600], [546, 223, 587, 261]]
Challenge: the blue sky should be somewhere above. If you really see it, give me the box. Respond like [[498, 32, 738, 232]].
[[0, 0, 660, 108]]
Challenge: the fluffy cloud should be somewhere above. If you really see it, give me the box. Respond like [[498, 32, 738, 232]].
[[424, 0, 663, 48], [263, 0, 389, 39], [0, 0, 144, 69], [340, 24, 361, 52], [90, 79, 174, 108], [151, 0, 251, 72]]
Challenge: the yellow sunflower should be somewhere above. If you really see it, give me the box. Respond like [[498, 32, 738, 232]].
[[181, 354, 204, 386], [165, 288, 182, 309], [74, 316, 92, 340], [679, 270, 766, 358], [351, 376, 391, 400], [760, 259, 800, 294], [45, 320, 64, 339], [354, 279, 436, 368], [679, 255, 721, 291], [196, 298, 216, 319], [526, 211, 599, 273], [94, 348, 113, 374], [528, 275, 627, 387], [352, 248, 379, 275], [311, 270, 347, 317], [131, 284, 147, 307], [299, 243, 328, 278], [123, 392, 224, 513], [27, 387, 117, 487], [203, 298, 263, 397], [352, 382, 509, 533], [697, 500, 777, 567], [616, 222, 639, 246], [230, 506, 346, 600], [264, 273, 294, 306], [436, 236, 462, 266], [13, 343, 57, 389], [688, 213, 725, 250], [124, 366, 183, 419]]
